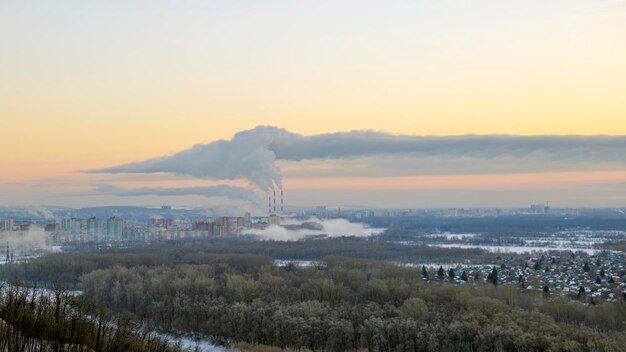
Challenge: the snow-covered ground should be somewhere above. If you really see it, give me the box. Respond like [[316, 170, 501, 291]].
[[152, 333, 227, 352], [428, 243, 601, 254], [0, 282, 229, 352], [0, 281, 82, 301], [423, 233, 478, 240], [397, 230, 624, 255], [398, 262, 490, 269], [274, 259, 322, 267]]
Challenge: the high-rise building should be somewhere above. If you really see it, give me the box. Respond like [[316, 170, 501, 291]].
[[236, 217, 245, 229], [59, 218, 83, 232], [2, 219, 13, 232], [213, 223, 226, 236], [268, 214, 280, 226], [87, 217, 100, 242], [60, 218, 71, 231], [106, 217, 124, 241], [193, 221, 211, 231], [221, 217, 230, 235], [316, 206, 327, 219], [72, 218, 82, 232]]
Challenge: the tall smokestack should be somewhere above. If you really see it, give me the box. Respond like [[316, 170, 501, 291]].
[[281, 189, 284, 213], [273, 189, 276, 213], [268, 195, 271, 215]]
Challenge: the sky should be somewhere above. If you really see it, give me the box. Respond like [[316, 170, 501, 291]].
[[1, 0, 626, 211]]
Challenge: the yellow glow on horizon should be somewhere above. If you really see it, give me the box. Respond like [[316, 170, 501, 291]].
[[1, 0, 626, 184]]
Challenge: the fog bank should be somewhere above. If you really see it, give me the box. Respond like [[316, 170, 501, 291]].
[[244, 217, 384, 241]]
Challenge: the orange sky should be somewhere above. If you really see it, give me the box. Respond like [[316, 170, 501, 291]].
[[1, 1, 626, 207]]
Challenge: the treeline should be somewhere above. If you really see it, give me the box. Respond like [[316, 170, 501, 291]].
[[141, 237, 495, 263], [602, 240, 626, 252], [0, 252, 272, 288], [0, 283, 176, 352], [0, 242, 498, 290], [0, 252, 173, 285]]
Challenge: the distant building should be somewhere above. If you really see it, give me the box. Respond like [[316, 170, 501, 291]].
[[268, 214, 280, 226], [236, 217, 245, 231], [213, 223, 227, 236], [530, 204, 546, 214], [150, 218, 173, 229], [60, 218, 72, 231], [316, 206, 327, 219], [106, 217, 124, 241], [2, 219, 13, 232], [220, 217, 230, 235], [447, 209, 458, 217], [87, 217, 100, 242], [193, 221, 213, 231], [59, 218, 84, 232], [44, 223, 58, 232]]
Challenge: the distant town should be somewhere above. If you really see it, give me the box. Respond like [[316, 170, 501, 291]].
[[422, 250, 626, 303], [0, 203, 617, 246]]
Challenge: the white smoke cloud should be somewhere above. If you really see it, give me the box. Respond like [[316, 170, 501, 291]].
[[90, 126, 626, 195], [90, 126, 294, 193], [243, 217, 384, 241], [0, 226, 52, 260]]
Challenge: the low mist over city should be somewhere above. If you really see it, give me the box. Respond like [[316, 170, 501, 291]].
[[2, 1, 626, 351]]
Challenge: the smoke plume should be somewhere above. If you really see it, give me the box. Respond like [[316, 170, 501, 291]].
[[91, 126, 626, 194], [91, 127, 292, 193], [0, 226, 53, 260]]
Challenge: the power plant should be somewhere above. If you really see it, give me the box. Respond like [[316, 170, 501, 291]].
[[266, 188, 284, 226], [268, 188, 285, 216]]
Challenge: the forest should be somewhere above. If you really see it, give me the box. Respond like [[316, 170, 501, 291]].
[[2, 250, 626, 351], [0, 282, 176, 351], [118, 237, 495, 262], [0, 240, 500, 287]]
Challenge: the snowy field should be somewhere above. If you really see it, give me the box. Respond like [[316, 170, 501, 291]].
[[428, 243, 601, 254]]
